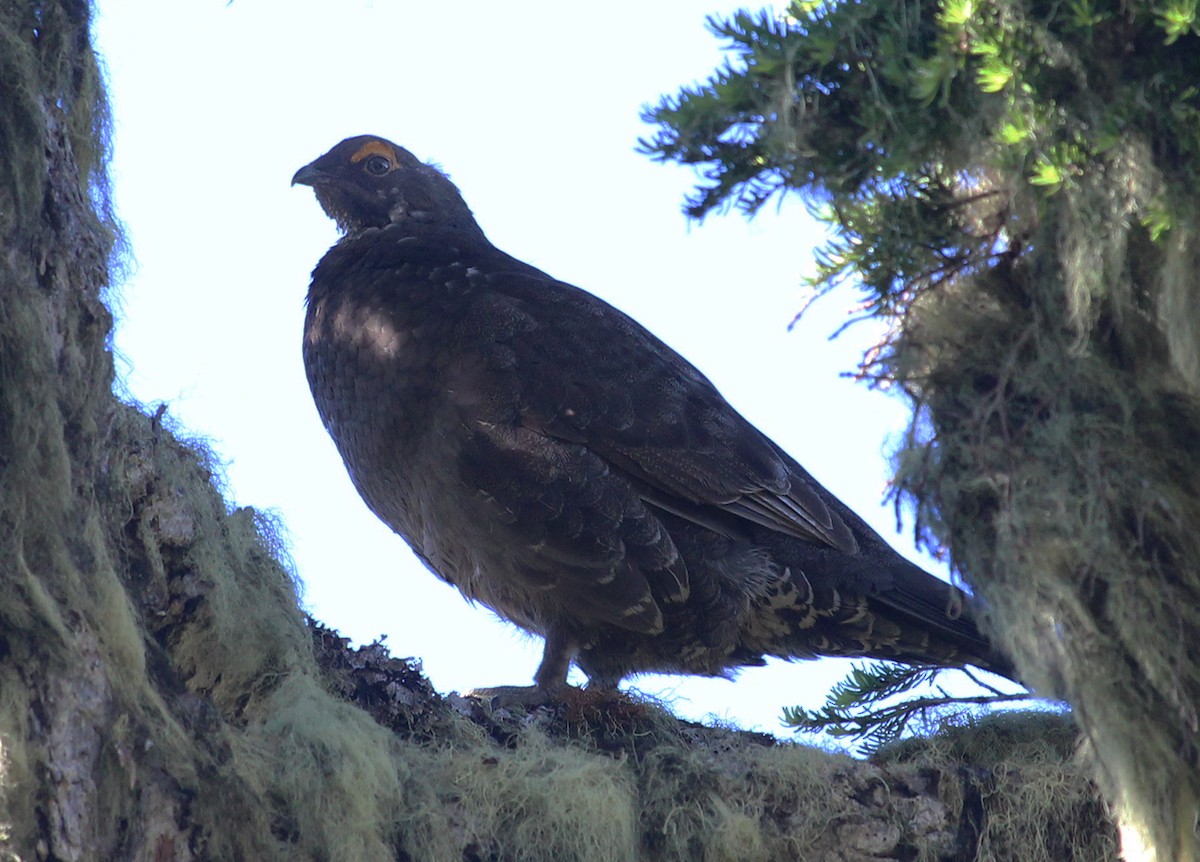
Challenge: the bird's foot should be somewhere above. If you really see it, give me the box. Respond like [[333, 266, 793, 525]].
[[466, 682, 576, 709]]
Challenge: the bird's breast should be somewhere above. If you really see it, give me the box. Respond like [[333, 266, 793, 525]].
[[307, 298, 408, 362], [302, 282, 456, 531]]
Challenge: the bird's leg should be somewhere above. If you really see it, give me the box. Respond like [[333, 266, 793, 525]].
[[533, 627, 574, 692], [467, 627, 576, 708]]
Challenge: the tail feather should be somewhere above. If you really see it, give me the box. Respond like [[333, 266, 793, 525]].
[[746, 561, 1015, 679]]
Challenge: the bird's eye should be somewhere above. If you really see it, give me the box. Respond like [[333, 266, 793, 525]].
[[363, 154, 392, 176]]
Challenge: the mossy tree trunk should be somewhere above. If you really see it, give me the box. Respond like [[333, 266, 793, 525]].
[[0, 4, 1116, 861], [1, 2, 149, 855], [640, 4, 1200, 859]]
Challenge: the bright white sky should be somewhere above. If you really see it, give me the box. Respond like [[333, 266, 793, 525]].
[[92, 1, 963, 738]]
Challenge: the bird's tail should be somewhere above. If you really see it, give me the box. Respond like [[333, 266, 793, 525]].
[[743, 553, 1016, 680]]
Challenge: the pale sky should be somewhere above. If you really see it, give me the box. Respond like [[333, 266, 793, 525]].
[[92, 1, 979, 738]]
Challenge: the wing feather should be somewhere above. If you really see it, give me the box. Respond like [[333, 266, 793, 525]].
[[471, 267, 859, 555]]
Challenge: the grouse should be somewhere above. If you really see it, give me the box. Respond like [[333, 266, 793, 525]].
[[293, 135, 1013, 704]]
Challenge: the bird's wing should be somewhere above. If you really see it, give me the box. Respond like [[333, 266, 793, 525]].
[[454, 413, 692, 634], [472, 265, 859, 555], [336, 230, 859, 556]]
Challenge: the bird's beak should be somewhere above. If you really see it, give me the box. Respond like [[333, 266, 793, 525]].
[[291, 162, 328, 187]]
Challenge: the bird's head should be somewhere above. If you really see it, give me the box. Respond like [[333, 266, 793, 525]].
[[292, 135, 483, 237]]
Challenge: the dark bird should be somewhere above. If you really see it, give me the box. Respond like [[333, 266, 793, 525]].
[[293, 135, 1013, 705]]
